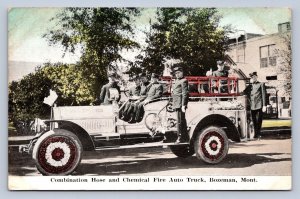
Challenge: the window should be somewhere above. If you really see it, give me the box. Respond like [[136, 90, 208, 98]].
[[237, 44, 245, 63], [278, 22, 291, 33], [266, 75, 277, 80], [260, 44, 277, 68]]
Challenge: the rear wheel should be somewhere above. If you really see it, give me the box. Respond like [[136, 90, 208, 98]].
[[170, 145, 194, 158], [32, 129, 82, 176], [194, 126, 229, 164]]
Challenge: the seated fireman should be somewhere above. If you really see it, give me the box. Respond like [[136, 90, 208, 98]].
[[99, 72, 121, 105], [120, 75, 141, 121], [206, 60, 229, 93], [135, 73, 163, 122], [138, 72, 151, 101], [120, 72, 150, 122]]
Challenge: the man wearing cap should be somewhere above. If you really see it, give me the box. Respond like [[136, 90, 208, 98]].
[[135, 73, 163, 122], [128, 75, 141, 97], [145, 73, 163, 102], [120, 75, 141, 121], [99, 72, 121, 105], [244, 72, 266, 139], [212, 60, 229, 77], [120, 73, 150, 122], [138, 72, 150, 101], [206, 60, 229, 93], [172, 64, 189, 143]]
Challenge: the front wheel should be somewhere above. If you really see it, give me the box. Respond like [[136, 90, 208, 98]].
[[32, 129, 82, 176], [194, 126, 229, 164]]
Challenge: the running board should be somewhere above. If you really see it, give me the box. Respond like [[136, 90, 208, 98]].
[[94, 142, 189, 151]]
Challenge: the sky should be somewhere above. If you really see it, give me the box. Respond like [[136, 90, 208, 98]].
[[8, 8, 81, 64], [8, 7, 291, 80], [218, 8, 291, 35]]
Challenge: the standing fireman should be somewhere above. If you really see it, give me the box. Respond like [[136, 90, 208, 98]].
[[244, 72, 266, 139], [172, 65, 189, 143]]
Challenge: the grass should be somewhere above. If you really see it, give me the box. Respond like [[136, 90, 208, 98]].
[[262, 120, 292, 128]]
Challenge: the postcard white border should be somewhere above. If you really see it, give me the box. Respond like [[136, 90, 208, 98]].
[[2, 0, 300, 199], [9, 176, 292, 190]]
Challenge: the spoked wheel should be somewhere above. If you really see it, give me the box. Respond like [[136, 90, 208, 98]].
[[170, 145, 194, 158], [32, 129, 82, 176], [194, 126, 229, 164]]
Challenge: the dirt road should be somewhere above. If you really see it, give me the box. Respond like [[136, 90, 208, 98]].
[[8, 137, 291, 176]]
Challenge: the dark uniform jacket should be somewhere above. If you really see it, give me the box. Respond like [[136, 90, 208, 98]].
[[212, 70, 229, 93], [128, 85, 141, 97], [145, 82, 163, 101], [244, 81, 266, 110], [212, 70, 228, 77], [172, 77, 189, 109], [99, 82, 121, 105], [140, 82, 150, 96], [139, 82, 150, 101]]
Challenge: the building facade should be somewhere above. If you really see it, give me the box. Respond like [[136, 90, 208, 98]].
[[226, 22, 291, 118]]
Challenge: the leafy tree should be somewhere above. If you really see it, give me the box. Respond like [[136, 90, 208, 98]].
[[275, 33, 292, 99], [44, 8, 141, 97], [40, 63, 94, 106], [8, 70, 52, 132], [8, 62, 96, 134], [132, 8, 232, 76]]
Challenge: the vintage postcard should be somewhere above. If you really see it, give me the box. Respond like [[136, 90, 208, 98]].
[[8, 7, 292, 190]]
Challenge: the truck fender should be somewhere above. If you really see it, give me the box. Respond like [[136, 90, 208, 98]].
[[189, 114, 241, 143], [45, 120, 95, 151]]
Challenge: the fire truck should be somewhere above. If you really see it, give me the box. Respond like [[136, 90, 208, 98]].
[[20, 76, 254, 176]]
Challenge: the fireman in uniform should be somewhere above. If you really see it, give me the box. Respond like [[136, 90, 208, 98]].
[[207, 60, 229, 93], [212, 60, 229, 77], [99, 72, 121, 105], [143, 73, 163, 102], [244, 72, 266, 139], [135, 73, 163, 122], [120, 75, 141, 121], [128, 75, 141, 97], [172, 65, 189, 143], [138, 72, 150, 101], [128, 72, 150, 122]]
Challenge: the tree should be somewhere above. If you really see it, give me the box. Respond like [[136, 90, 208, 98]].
[[132, 8, 232, 76], [275, 32, 292, 99], [8, 70, 52, 133], [8, 62, 97, 134], [44, 8, 141, 97], [38, 62, 95, 106]]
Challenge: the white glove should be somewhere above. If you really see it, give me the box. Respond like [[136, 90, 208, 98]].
[[181, 106, 186, 113], [206, 70, 212, 76], [262, 106, 267, 112]]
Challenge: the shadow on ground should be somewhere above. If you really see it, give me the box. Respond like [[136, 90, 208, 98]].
[[73, 152, 290, 175], [8, 145, 291, 176], [8, 149, 36, 176]]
